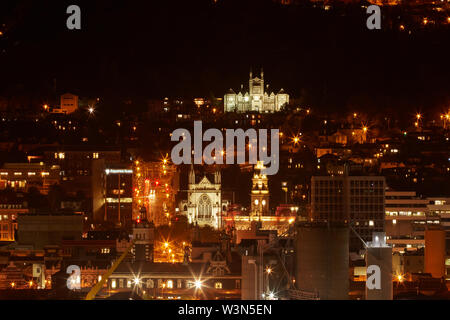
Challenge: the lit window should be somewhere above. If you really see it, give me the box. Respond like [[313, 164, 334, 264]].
[[14, 172, 22, 176], [93, 152, 99, 159], [215, 282, 222, 289], [167, 280, 173, 289], [127, 280, 131, 288], [111, 280, 116, 289], [58, 153, 65, 159], [392, 219, 397, 225], [369, 220, 374, 227]]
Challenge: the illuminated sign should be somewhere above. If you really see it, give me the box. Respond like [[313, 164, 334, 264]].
[[105, 169, 133, 175]]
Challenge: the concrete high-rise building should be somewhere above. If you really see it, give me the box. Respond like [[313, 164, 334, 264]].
[[311, 174, 385, 252], [92, 161, 133, 228]]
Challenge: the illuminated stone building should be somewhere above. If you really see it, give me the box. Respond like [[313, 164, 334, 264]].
[[224, 164, 298, 237], [179, 166, 228, 229], [251, 162, 270, 217], [224, 69, 289, 113]]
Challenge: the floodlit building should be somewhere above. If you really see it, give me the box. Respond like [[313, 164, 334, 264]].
[[224, 69, 289, 113], [179, 166, 228, 229], [251, 161, 270, 217]]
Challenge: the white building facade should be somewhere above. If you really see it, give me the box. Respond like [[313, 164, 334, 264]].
[[224, 69, 289, 113], [179, 166, 228, 229]]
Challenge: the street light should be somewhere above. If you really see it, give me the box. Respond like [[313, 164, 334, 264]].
[[194, 280, 202, 289]]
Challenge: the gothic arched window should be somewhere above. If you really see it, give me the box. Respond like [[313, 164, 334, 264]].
[[198, 194, 212, 219]]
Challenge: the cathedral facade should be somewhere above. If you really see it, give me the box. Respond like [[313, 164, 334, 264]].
[[224, 69, 289, 113], [179, 166, 228, 229]]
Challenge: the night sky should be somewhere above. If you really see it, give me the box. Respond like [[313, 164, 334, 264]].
[[0, 0, 449, 112]]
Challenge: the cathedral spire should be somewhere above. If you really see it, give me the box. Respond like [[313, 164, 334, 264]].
[[189, 164, 195, 184], [214, 170, 221, 184]]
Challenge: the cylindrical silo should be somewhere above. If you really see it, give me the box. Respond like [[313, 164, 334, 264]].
[[295, 222, 349, 300], [365, 241, 392, 300]]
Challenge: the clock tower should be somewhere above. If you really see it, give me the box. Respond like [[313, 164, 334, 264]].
[[251, 161, 270, 217]]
